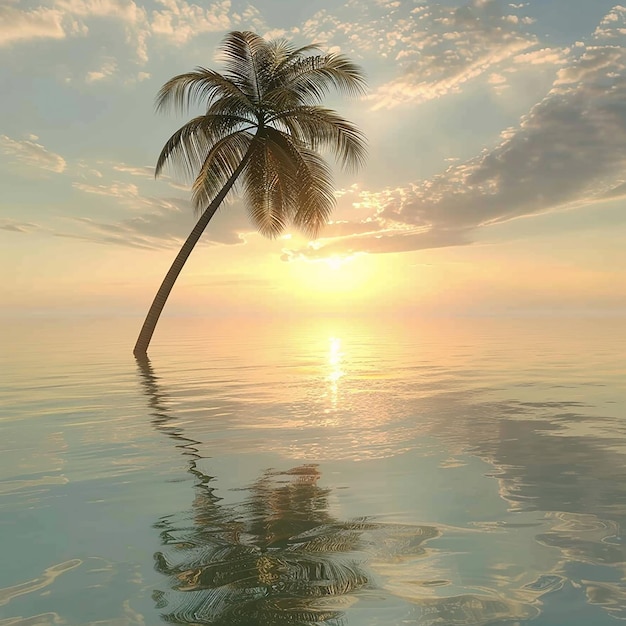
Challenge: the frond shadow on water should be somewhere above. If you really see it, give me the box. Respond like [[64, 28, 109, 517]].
[[136, 358, 438, 626]]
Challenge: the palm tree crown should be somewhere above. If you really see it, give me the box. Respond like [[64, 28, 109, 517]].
[[155, 30, 367, 237], [133, 31, 366, 357]]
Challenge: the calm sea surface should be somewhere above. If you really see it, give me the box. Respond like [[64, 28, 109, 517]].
[[1, 316, 626, 625]]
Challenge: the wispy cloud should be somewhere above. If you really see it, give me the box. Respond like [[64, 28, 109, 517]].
[[296, 0, 553, 109], [0, 135, 67, 173], [73, 180, 140, 197], [0, 218, 41, 233], [59, 195, 249, 250], [367, 0, 541, 108], [285, 14, 626, 259], [112, 163, 155, 177], [66, 174, 250, 249]]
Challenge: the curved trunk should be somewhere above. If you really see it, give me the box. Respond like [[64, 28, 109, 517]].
[[133, 154, 251, 358]]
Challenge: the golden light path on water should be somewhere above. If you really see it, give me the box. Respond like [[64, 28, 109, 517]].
[[327, 336, 345, 414]]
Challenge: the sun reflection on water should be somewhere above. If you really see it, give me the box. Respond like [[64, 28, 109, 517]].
[[327, 336, 345, 412]]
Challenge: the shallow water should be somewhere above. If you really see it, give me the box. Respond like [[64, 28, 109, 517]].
[[1, 315, 625, 625]]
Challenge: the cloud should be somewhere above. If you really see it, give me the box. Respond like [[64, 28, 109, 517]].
[[296, 0, 553, 109], [0, 0, 237, 72], [285, 18, 626, 260], [0, 5, 65, 46], [0, 0, 148, 62], [282, 227, 470, 262], [73, 180, 139, 197], [150, 0, 232, 45], [85, 58, 117, 82], [0, 0, 148, 66], [54, 0, 150, 63], [75, 161, 103, 179], [65, 210, 246, 249], [0, 135, 67, 173], [514, 47, 570, 66], [112, 163, 155, 178], [54, 0, 145, 22], [63, 185, 250, 249], [0, 0, 559, 105], [0, 219, 41, 233], [368, 0, 541, 108], [593, 4, 626, 39]]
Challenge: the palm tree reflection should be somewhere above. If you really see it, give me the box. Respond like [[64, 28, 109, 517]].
[[137, 358, 370, 625], [137, 358, 553, 626]]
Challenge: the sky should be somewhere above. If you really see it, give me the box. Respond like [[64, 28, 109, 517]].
[[2, 0, 626, 318]]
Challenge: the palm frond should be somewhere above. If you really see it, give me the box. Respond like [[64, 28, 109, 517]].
[[267, 42, 324, 86], [292, 149, 336, 238], [155, 114, 252, 181], [266, 53, 367, 108], [155, 68, 251, 115], [219, 31, 270, 104], [191, 130, 254, 211], [262, 127, 336, 238], [204, 97, 257, 121], [242, 133, 299, 238], [155, 116, 210, 181], [269, 106, 367, 172]]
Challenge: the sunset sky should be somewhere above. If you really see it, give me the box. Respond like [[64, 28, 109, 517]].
[[2, 0, 626, 317]]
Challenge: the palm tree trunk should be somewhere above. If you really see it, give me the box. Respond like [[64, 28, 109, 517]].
[[133, 155, 250, 358]]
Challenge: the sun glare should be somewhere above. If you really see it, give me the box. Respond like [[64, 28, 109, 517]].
[[324, 256, 348, 271], [287, 253, 376, 303]]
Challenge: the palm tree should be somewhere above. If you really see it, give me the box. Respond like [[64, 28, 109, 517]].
[[133, 31, 367, 357]]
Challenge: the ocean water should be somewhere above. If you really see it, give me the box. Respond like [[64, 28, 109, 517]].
[[1, 315, 625, 626]]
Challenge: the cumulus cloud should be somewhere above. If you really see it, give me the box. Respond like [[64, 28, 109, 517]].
[[0, 0, 554, 97], [55, 0, 150, 63], [85, 58, 118, 82], [54, 0, 145, 22], [0, 135, 67, 173], [1, 0, 148, 63], [593, 4, 626, 40], [0, 5, 65, 46], [151, 0, 231, 45], [0, 0, 232, 68], [285, 16, 626, 259]]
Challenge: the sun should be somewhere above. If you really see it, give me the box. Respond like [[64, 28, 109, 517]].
[[285, 251, 379, 305], [324, 256, 349, 271]]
